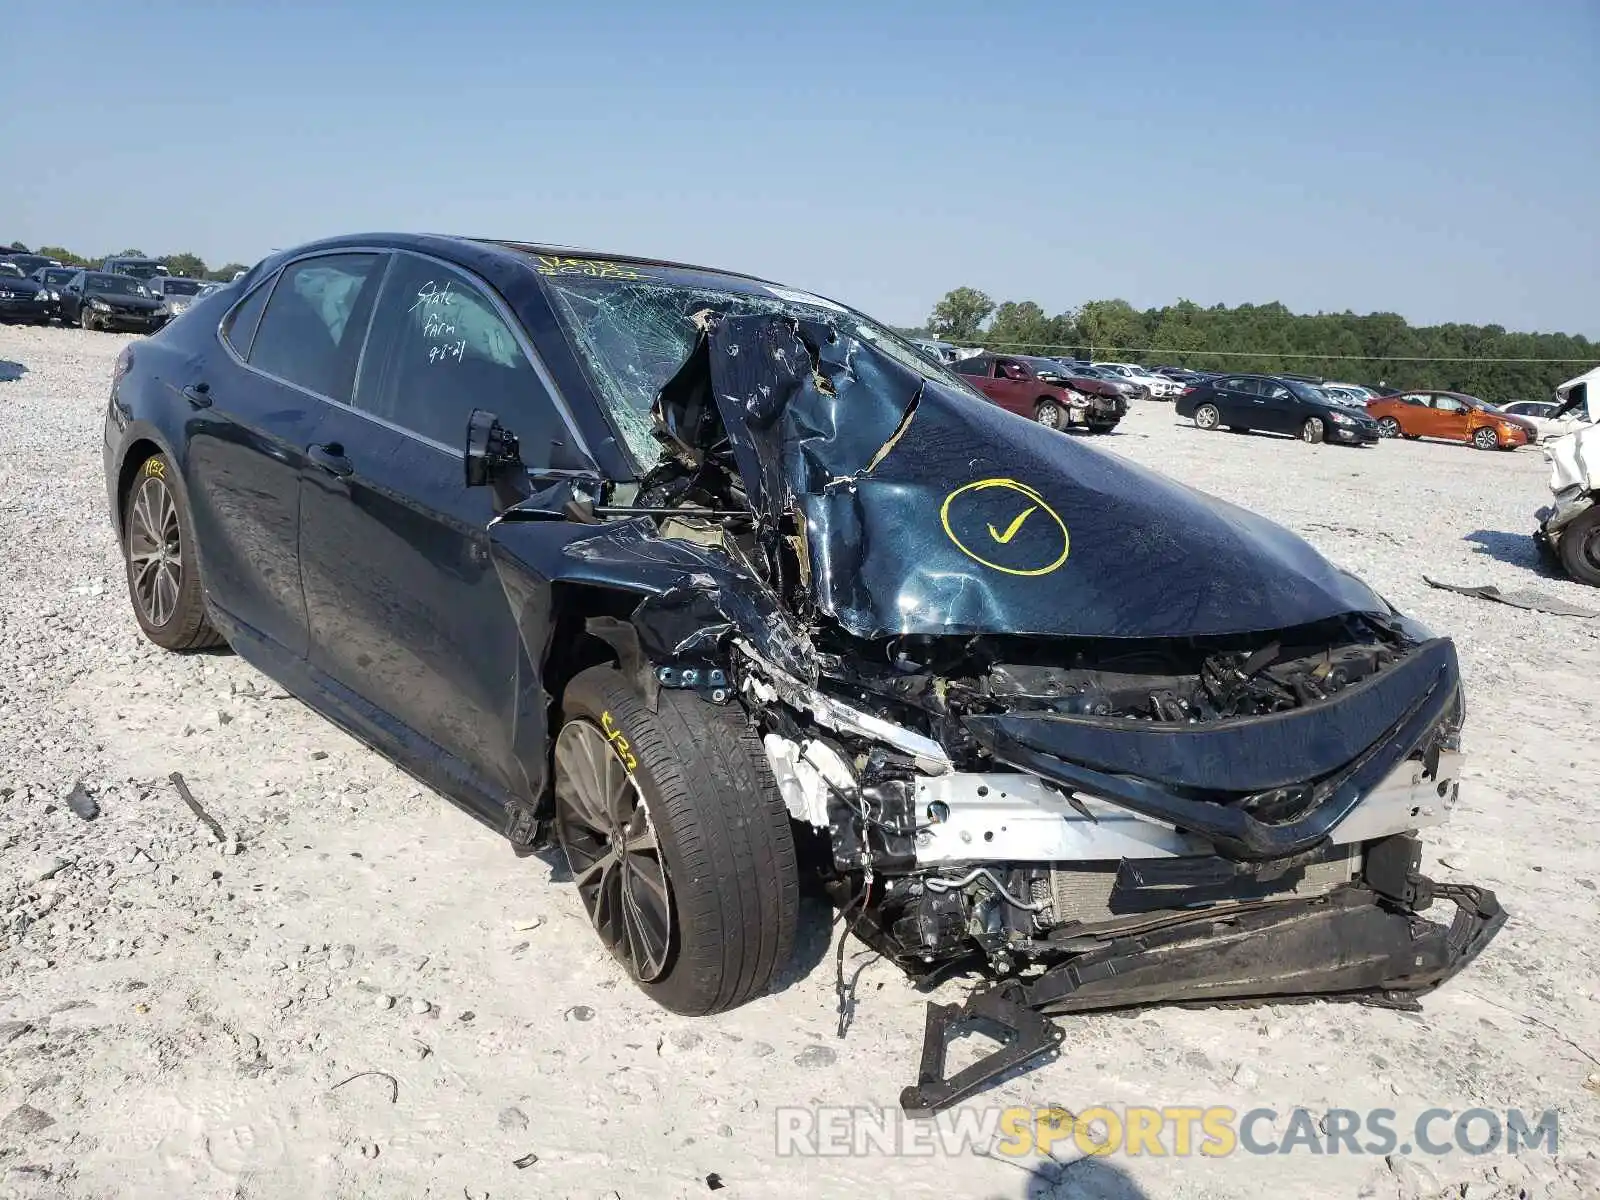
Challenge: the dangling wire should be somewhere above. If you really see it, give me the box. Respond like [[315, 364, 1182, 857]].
[[834, 873, 875, 1038]]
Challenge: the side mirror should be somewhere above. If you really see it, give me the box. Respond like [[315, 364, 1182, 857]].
[[464, 408, 533, 513]]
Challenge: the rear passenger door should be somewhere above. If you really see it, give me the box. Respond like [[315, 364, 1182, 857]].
[[296, 250, 584, 804], [184, 252, 383, 657]]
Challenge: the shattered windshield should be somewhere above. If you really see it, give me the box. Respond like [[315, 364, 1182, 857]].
[[539, 269, 966, 469]]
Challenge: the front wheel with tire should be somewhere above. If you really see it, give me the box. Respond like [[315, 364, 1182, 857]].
[[1376, 416, 1401, 438], [1193, 403, 1220, 430], [79, 307, 97, 331], [1035, 400, 1063, 430], [1086, 419, 1119, 435], [554, 665, 799, 1015], [1557, 508, 1600, 587], [1301, 417, 1325, 444], [1472, 427, 1500, 451], [121, 453, 224, 650]]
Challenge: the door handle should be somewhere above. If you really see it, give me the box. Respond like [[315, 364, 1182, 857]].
[[181, 382, 212, 409], [308, 443, 353, 477]]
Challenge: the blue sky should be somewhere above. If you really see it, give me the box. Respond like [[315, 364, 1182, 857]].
[[3, 0, 1595, 334]]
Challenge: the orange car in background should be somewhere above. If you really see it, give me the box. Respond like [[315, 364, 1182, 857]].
[[1365, 390, 1536, 451]]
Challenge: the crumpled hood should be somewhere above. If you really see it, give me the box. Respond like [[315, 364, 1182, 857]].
[[660, 315, 1386, 640]]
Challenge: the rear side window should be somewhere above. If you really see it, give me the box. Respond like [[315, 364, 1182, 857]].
[[353, 252, 573, 464], [222, 278, 273, 358], [952, 358, 988, 377], [249, 253, 383, 402]]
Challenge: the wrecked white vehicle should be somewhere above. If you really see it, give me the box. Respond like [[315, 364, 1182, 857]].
[[1536, 366, 1600, 586], [106, 238, 1502, 1114]]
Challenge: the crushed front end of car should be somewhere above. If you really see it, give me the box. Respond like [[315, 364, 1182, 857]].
[[489, 311, 1504, 1112]]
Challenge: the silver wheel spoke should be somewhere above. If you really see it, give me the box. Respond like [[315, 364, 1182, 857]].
[[553, 720, 674, 983]]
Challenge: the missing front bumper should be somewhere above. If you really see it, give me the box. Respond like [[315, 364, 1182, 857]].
[[900, 875, 1504, 1115]]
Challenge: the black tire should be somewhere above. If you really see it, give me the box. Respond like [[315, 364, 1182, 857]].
[[120, 452, 225, 651], [1193, 403, 1221, 430], [1376, 416, 1401, 439], [1035, 399, 1063, 430], [1557, 508, 1600, 587], [1086, 419, 1119, 435], [1301, 416, 1325, 444], [555, 665, 799, 1015], [1472, 427, 1499, 451]]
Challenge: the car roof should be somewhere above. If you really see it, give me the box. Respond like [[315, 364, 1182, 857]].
[[268, 232, 784, 292]]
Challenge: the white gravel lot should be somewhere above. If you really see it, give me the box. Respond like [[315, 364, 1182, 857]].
[[2, 324, 1599, 1200]]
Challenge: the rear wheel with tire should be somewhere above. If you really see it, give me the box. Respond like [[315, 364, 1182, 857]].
[[1376, 416, 1401, 438], [554, 665, 799, 1015], [1193, 403, 1220, 431], [121, 453, 225, 650], [1472, 427, 1500, 451], [1557, 508, 1600, 587], [1301, 417, 1325, 444], [1035, 399, 1063, 429]]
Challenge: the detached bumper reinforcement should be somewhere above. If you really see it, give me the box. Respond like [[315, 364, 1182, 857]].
[[899, 879, 1504, 1115]]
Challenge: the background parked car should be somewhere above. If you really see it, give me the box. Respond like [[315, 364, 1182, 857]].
[[0, 262, 52, 325], [29, 266, 80, 321], [147, 276, 207, 318], [1498, 400, 1586, 443], [1365, 390, 1534, 451], [1321, 384, 1371, 408], [953, 352, 1126, 432], [59, 270, 167, 332], [1093, 361, 1182, 399], [1176, 373, 1381, 444], [1, 252, 64, 276], [100, 256, 169, 282], [1053, 360, 1145, 402]]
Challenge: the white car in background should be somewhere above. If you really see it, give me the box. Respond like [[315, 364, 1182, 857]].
[[1093, 362, 1182, 399], [1322, 381, 1384, 403], [1321, 385, 1371, 408], [1502, 399, 1587, 444]]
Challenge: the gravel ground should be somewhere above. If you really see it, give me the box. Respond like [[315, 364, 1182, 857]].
[[2, 324, 1598, 1200]]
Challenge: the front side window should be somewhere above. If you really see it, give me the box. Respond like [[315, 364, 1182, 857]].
[[354, 253, 569, 461], [249, 253, 382, 402]]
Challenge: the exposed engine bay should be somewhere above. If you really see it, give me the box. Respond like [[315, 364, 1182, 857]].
[[483, 311, 1505, 1112]]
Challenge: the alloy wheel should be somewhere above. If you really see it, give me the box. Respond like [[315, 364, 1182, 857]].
[[1302, 417, 1324, 443], [1473, 427, 1499, 450], [554, 721, 674, 983], [126, 475, 182, 628], [1194, 404, 1220, 430], [1036, 401, 1063, 429], [1377, 417, 1401, 438]]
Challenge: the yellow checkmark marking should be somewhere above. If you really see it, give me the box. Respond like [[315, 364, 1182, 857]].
[[988, 506, 1038, 544]]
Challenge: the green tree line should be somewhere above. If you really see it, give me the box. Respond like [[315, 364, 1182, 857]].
[[6, 240, 248, 283], [919, 288, 1597, 402]]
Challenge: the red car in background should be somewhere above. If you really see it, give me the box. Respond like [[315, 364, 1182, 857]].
[[951, 353, 1127, 433], [1366, 390, 1535, 451]]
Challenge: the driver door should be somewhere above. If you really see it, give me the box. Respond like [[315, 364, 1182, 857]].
[[1428, 394, 1472, 441], [296, 250, 588, 802], [990, 357, 1035, 417]]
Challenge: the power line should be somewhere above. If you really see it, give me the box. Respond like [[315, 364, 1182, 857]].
[[968, 339, 1597, 365]]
